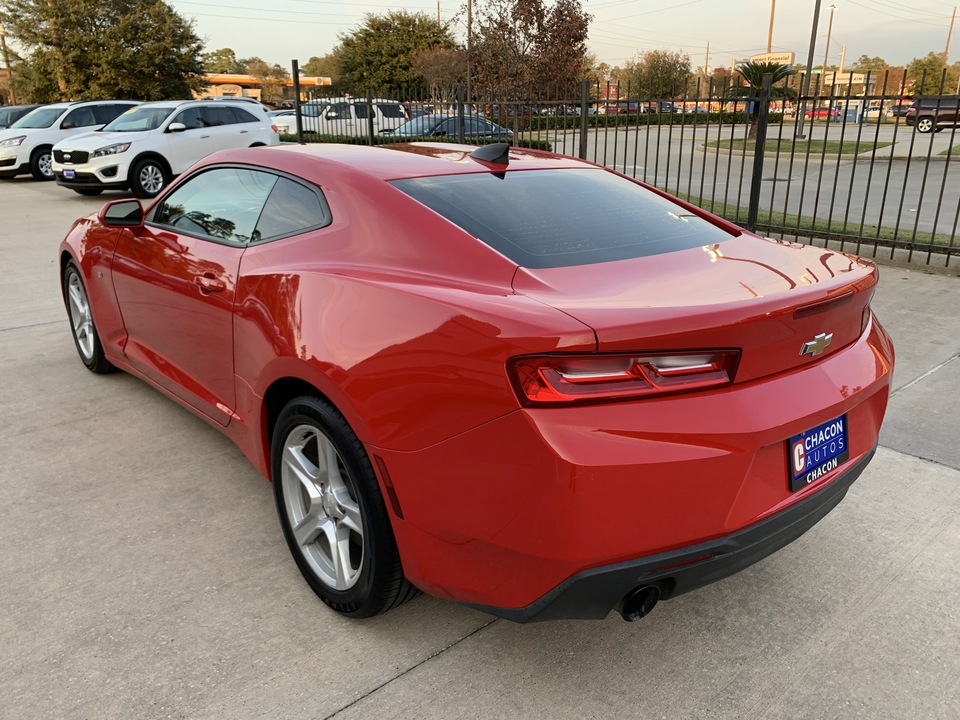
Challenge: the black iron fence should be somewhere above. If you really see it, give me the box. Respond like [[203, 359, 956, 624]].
[[284, 74, 960, 267]]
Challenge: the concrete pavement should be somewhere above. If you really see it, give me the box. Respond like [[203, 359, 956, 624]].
[[1, 177, 958, 720]]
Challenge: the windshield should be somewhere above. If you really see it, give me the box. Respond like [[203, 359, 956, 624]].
[[102, 106, 175, 132], [11, 107, 65, 129], [392, 169, 736, 269]]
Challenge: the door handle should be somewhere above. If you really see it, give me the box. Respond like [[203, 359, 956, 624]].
[[240, 130, 249, 134], [195, 275, 226, 293], [200, 134, 211, 139]]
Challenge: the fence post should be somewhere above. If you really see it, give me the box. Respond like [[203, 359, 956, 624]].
[[457, 86, 466, 144], [746, 73, 772, 232], [365, 89, 375, 145], [291, 59, 304, 144], [579, 79, 589, 160]]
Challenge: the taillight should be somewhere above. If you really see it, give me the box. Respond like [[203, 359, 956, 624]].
[[508, 350, 740, 406]]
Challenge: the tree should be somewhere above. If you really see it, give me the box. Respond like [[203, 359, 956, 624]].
[[300, 52, 343, 95], [203, 48, 245, 74], [0, 0, 204, 102], [851, 55, 887, 72], [409, 46, 465, 101], [471, 0, 591, 98], [907, 52, 958, 95], [336, 11, 455, 94], [622, 50, 692, 99], [732, 61, 795, 138], [241, 56, 289, 103]]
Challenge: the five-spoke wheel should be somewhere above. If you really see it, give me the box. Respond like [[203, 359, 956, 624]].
[[63, 261, 113, 373], [272, 396, 418, 617]]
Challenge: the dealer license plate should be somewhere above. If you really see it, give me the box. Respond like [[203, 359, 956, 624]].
[[63, 169, 75, 179], [788, 414, 849, 492]]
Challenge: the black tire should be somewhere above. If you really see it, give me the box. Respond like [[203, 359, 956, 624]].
[[30, 146, 54, 181], [73, 188, 104, 197], [63, 261, 115, 374], [129, 157, 169, 199], [272, 395, 417, 617]]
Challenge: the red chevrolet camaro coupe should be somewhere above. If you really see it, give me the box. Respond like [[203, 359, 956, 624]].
[[60, 142, 894, 622]]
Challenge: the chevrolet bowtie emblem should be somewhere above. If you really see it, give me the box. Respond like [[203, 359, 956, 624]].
[[800, 332, 833, 357]]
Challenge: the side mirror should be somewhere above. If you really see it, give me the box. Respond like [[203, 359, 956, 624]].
[[61, 120, 75, 130], [167, 122, 186, 133], [99, 199, 144, 228], [324, 111, 338, 120]]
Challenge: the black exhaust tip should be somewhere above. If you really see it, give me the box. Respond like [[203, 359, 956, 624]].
[[620, 585, 661, 622]]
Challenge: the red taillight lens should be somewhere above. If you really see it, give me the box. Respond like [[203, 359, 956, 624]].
[[508, 350, 740, 406], [271, 124, 280, 134]]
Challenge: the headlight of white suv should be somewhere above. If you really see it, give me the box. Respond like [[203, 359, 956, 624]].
[[0, 136, 26, 148], [92, 142, 131, 158]]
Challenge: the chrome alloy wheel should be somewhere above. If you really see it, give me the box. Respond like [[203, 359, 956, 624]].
[[38, 152, 53, 178], [139, 163, 165, 194], [281, 424, 364, 590], [916, 117, 934, 133], [67, 271, 94, 361]]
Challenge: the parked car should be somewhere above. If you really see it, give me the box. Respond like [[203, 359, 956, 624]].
[[0, 100, 140, 181], [599, 101, 642, 115], [51, 100, 280, 198], [0, 104, 41, 130], [905, 95, 960, 133], [804, 107, 838, 119], [887, 102, 912, 118], [207, 95, 270, 112], [60, 141, 894, 623], [299, 97, 407, 136], [385, 115, 513, 139], [268, 109, 299, 136]]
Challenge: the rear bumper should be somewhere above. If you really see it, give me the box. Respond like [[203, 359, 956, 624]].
[[465, 446, 875, 622]]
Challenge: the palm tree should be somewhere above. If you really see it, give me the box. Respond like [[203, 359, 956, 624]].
[[729, 61, 795, 139]]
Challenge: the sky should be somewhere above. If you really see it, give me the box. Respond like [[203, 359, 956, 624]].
[[166, 0, 958, 72]]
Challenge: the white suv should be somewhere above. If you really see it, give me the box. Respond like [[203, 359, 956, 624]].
[[51, 100, 280, 198], [299, 97, 407, 136], [0, 100, 140, 181]]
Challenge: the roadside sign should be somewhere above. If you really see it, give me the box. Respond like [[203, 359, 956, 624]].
[[749, 52, 796, 65]]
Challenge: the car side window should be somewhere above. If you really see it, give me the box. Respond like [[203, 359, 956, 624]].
[[172, 108, 206, 129], [255, 177, 331, 241], [233, 107, 259, 124], [93, 104, 133, 125], [203, 106, 236, 126], [149, 167, 278, 246], [61, 106, 98, 129], [327, 102, 351, 120], [438, 118, 458, 136], [353, 102, 368, 120]]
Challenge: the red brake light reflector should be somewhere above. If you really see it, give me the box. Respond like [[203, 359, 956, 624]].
[[509, 350, 740, 406]]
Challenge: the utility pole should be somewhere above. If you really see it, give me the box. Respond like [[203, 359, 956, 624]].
[[822, 4, 836, 74], [437, 1, 440, 24], [839, 45, 846, 73], [705, 41, 710, 75], [945, 6, 956, 65], [796, 0, 822, 140], [768, 0, 776, 53]]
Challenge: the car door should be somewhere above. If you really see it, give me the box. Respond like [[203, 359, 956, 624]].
[[110, 167, 278, 425], [164, 107, 218, 174], [201, 106, 242, 151]]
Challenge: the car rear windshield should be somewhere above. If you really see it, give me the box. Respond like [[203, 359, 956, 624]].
[[11, 107, 65, 129], [102, 106, 174, 132], [391, 168, 736, 268]]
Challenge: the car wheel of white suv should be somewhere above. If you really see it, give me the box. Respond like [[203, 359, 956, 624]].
[[30, 147, 54, 181], [130, 157, 169, 199]]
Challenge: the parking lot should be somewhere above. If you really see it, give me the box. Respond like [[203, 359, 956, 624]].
[[1, 176, 959, 719]]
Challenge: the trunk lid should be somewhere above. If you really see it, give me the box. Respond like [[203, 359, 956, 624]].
[[512, 235, 877, 383]]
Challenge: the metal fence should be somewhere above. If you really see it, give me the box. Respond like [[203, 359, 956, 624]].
[[286, 74, 960, 267]]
